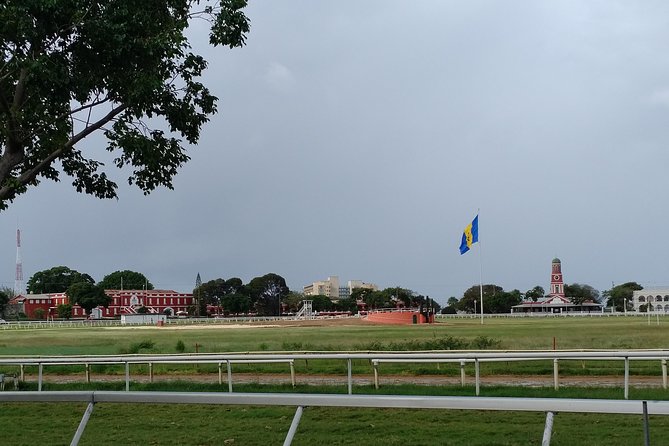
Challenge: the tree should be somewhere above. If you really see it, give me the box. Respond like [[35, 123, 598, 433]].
[[441, 306, 457, 314], [381, 287, 414, 307], [486, 289, 522, 313], [564, 283, 600, 305], [27, 266, 94, 293], [67, 282, 110, 315], [284, 292, 305, 313], [458, 284, 503, 313], [350, 287, 375, 303], [221, 293, 250, 315], [193, 277, 247, 315], [311, 295, 334, 312], [524, 286, 545, 302], [98, 270, 154, 290], [0, 288, 9, 317], [363, 290, 393, 310], [33, 308, 45, 320], [247, 273, 290, 316], [334, 297, 358, 314], [0, 1, 250, 209], [57, 303, 72, 319], [602, 282, 642, 312], [447, 297, 459, 307]]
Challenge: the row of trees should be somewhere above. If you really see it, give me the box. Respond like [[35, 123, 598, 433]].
[[194, 273, 289, 317], [27, 267, 153, 294], [194, 276, 442, 317]]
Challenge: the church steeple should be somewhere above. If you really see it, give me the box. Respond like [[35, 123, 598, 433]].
[[549, 258, 565, 297]]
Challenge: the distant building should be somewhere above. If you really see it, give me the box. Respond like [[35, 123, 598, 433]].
[[304, 276, 341, 298], [347, 280, 378, 293], [512, 258, 602, 313], [549, 257, 566, 297], [9, 289, 194, 319], [631, 289, 669, 312], [303, 276, 378, 300]]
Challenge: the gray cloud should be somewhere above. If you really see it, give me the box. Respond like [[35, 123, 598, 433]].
[[4, 1, 669, 303]]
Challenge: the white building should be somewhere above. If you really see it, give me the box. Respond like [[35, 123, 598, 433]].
[[632, 289, 669, 312], [303, 276, 378, 300], [304, 276, 340, 298]]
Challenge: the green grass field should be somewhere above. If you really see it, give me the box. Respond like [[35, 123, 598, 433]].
[[1, 316, 668, 445], [2, 315, 666, 355], [3, 382, 669, 445]]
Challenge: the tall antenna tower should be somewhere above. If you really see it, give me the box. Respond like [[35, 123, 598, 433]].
[[15, 229, 24, 295]]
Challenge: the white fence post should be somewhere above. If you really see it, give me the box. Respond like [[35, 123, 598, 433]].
[[624, 357, 629, 400], [70, 401, 95, 446], [125, 362, 130, 392], [475, 359, 480, 396], [553, 359, 559, 391], [541, 411, 555, 446], [283, 405, 304, 446], [227, 360, 233, 393]]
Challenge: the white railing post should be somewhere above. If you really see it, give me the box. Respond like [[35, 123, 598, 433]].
[[553, 359, 559, 391], [70, 401, 95, 446], [227, 360, 232, 393], [662, 359, 667, 390], [347, 359, 352, 395], [218, 362, 223, 386], [624, 357, 629, 400], [643, 401, 650, 446], [85, 363, 90, 384], [475, 359, 480, 396], [460, 361, 466, 387], [373, 360, 379, 390], [149, 362, 153, 383], [541, 411, 555, 446], [283, 405, 304, 446], [290, 360, 296, 388], [125, 362, 130, 392], [38, 363, 43, 392]]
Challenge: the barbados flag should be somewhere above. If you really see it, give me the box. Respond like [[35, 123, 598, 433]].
[[459, 215, 479, 255]]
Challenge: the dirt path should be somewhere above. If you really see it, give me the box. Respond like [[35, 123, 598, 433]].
[[24, 372, 667, 389]]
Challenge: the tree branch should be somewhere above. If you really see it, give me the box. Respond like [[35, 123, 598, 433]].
[[0, 103, 127, 201]]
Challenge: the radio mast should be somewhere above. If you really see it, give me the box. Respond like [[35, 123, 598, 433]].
[[15, 229, 25, 295]]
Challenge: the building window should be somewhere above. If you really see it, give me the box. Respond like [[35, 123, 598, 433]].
[[639, 296, 645, 302]]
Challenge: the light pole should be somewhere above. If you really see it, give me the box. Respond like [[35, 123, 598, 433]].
[[624, 298, 627, 315], [474, 299, 477, 317]]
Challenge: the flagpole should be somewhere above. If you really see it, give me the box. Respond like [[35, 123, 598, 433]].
[[478, 210, 483, 325]]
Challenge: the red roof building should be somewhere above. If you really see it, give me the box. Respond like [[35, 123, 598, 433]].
[[10, 289, 194, 319]]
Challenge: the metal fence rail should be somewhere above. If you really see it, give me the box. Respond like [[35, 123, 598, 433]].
[[1, 350, 669, 399], [1, 391, 667, 446]]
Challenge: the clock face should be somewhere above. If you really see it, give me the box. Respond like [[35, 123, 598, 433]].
[[553, 275, 560, 280]]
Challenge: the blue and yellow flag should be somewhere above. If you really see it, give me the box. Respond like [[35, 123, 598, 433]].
[[459, 215, 479, 255]]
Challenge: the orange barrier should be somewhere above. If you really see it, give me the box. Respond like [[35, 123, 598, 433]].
[[365, 311, 430, 325]]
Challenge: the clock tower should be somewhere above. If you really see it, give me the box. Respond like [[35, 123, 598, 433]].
[[549, 258, 565, 297]]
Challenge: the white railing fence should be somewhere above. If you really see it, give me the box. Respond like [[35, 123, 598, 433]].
[[1, 350, 669, 399], [0, 391, 664, 446]]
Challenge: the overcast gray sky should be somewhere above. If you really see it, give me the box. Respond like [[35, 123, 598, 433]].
[[3, 1, 669, 304]]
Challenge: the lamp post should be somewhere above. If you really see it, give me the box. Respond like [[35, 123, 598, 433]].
[[624, 298, 627, 315], [474, 299, 477, 317]]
